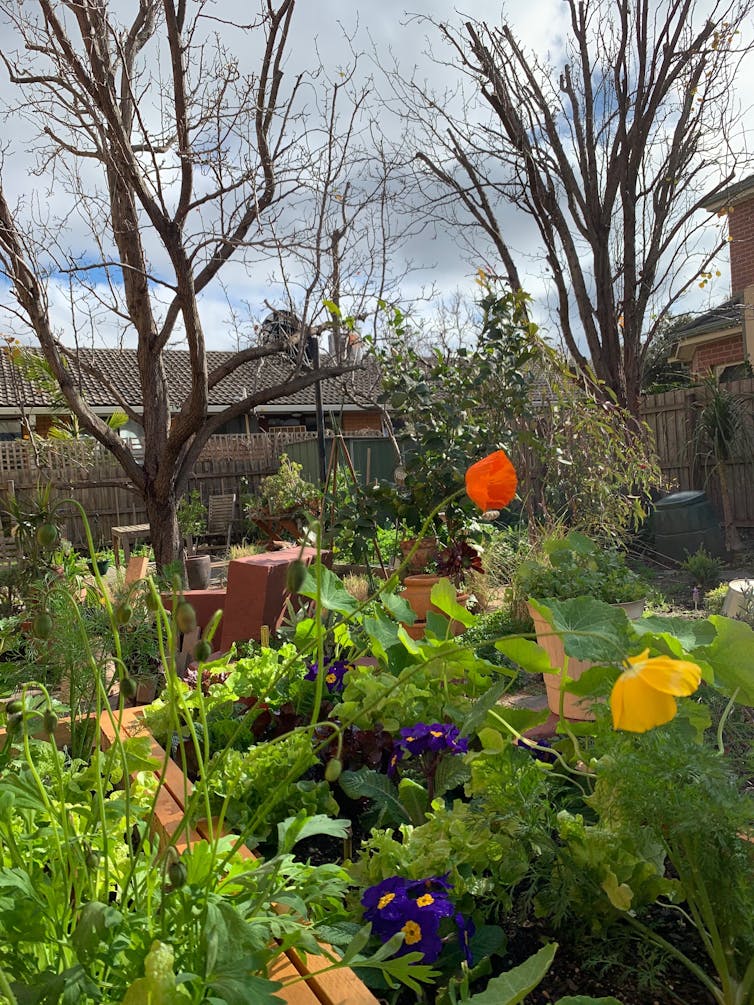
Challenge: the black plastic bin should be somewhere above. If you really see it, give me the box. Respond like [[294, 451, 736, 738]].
[[650, 490, 725, 562]]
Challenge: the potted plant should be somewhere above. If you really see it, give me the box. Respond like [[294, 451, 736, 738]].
[[244, 454, 320, 542], [86, 547, 113, 576], [516, 530, 649, 717], [177, 489, 210, 589], [401, 538, 483, 623]]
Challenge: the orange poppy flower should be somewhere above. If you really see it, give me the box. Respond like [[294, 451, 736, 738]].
[[465, 450, 517, 511]]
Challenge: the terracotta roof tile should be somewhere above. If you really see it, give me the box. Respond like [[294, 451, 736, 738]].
[[0, 347, 377, 411]]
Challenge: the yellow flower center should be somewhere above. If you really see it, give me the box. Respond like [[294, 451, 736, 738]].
[[402, 920, 422, 945], [430, 730, 443, 738], [416, 893, 434, 907], [377, 893, 395, 910], [325, 673, 336, 684]]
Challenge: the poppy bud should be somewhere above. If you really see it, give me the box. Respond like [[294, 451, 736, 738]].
[[286, 559, 307, 593], [324, 758, 343, 782], [193, 639, 212, 663], [167, 860, 188, 889], [120, 676, 137, 700], [175, 601, 197, 634], [43, 709, 58, 734]]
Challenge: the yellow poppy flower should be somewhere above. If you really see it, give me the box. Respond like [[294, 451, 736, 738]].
[[611, 648, 702, 733]]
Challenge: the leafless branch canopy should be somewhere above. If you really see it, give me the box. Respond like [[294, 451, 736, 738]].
[[397, 0, 753, 411], [0, 0, 406, 561]]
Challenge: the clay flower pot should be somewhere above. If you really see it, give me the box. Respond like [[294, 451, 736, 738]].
[[402, 574, 441, 620], [398, 537, 438, 574], [528, 598, 645, 720]]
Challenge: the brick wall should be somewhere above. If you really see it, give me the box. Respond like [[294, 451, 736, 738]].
[[341, 409, 382, 432], [691, 333, 745, 374], [728, 196, 754, 294]]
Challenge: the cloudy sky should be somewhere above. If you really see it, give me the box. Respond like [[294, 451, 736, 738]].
[[0, 0, 749, 352]]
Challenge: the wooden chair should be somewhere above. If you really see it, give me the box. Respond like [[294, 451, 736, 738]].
[[203, 493, 237, 553]]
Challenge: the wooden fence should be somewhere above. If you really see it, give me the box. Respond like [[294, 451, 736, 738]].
[[0, 429, 313, 547], [641, 378, 754, 527]]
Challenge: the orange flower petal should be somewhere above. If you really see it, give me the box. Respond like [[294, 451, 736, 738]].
[[611, 672, 678, 733], [465, 451, 517, 511]]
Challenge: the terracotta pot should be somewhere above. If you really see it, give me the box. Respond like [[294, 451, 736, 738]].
[[528, 598, 645, 720], [185, 554, 212, 591], [399, 537, 438, 574], [402, 573, 441, 620]]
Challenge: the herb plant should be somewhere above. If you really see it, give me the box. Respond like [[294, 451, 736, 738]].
[[516, 530, 648, 604]]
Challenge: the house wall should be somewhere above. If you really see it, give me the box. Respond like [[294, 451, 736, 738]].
[[691, 333, 745, 374], [729, 196, 754, 295], [340, 409, 382, 432]]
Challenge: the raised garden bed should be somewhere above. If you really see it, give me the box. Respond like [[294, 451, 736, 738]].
[[102, 706, 378, 1005]]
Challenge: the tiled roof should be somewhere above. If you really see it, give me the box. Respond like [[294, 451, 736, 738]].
[[702, 173, 754, 213], [672, 297, 743, 341], [0, 347, 379, 411]]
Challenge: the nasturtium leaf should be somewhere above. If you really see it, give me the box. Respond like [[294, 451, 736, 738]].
[[466, 942, 557, 1004], [698, 616, 754, 705], [426, 609, 453, 638], [632, 615, 717, 652], [397, 624, 423, 654], [495, 636, 557, 674], [430, 578, 476, 627], [478, 726, 507, 751], [564, 663, 617, 697], [299, 566, 359, 615], [363, 612, 402, 662], [379, 588, 416, 624], [531, 598, 631, 663]]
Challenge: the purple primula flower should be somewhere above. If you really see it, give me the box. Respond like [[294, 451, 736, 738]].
[[394, 722, 469, 763], [361, 875, 459, 962], [304, 656, 354, 691], [454, 911, 475, 965], [361, 876, 412, 921]]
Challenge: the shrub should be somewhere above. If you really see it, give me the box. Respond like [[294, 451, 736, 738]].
[[681, 545, 724, 591], [515, 530, 648, 604]]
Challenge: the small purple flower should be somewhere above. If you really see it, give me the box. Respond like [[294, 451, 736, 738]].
[[361, 875, 471, 964], [361, 876, 412, 921], [454, 912, 475, 965], [304, 656, 354, 692], [392, 722, 469, 767]]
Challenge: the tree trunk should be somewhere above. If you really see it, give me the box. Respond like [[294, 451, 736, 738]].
[[144, 488, 182, 570]]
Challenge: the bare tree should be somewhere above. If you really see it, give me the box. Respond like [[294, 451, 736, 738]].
[[396, 0, 753, 414], [0, 0, 393, 564]]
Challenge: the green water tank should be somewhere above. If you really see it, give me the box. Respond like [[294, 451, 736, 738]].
[[651, 490, 725, 562]]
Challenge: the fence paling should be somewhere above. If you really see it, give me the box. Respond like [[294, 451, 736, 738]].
[[0, 433, 298, 547], [641, 377, 754, 527]]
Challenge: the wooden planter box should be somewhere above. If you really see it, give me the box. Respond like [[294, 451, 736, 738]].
[[1, 710, 378, 1005]]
